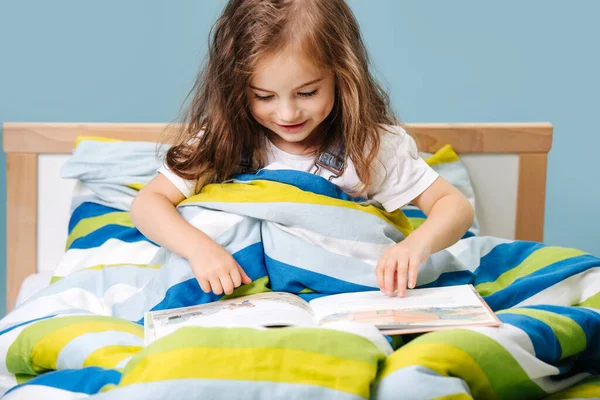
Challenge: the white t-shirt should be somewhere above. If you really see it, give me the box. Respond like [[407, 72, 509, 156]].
[[158, 125, 438, 212]]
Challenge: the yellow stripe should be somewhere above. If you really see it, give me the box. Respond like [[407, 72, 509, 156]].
[[423, 144, 460, 167], [66, 212, 134, 249], [184, 180, 412, 237], [82, 263, 161, 272], [544, 377, 600, 399], [74, 136, 122, 148], [83, 345, 141, 369], [475, 247, 585, 296], [31, 322, 143, 371], [431, 395, 473, 400], [121, 347, 375, 398], [127, 183, 145, 191], [379, 343, 499, 400]]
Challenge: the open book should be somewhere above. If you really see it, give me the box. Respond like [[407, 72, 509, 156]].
[[144, 284, 500, 344]]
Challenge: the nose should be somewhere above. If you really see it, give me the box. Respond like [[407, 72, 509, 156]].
[[276, 99, 300, 123]]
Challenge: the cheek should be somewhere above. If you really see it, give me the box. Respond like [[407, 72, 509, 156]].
[[249, 101, 271, 122], [312, 95, 335, 118]]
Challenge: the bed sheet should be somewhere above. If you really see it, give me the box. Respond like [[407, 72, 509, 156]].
[[1, 140, 598, 399], [14, 272, 53, 308]]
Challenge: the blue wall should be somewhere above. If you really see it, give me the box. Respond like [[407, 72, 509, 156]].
[[1, 0, 598, 314]]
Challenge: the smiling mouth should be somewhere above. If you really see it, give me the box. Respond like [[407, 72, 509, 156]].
[[276, 121, 307, 132]]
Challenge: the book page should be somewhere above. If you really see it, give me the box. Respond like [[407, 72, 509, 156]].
[[145, 292, 315, 343], [309, 285, 498, 330]]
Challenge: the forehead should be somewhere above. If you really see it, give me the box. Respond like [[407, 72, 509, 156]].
[[250, 46, 326, 86]]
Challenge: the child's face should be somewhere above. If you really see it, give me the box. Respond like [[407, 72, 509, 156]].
[[247, 47, 335, 154]]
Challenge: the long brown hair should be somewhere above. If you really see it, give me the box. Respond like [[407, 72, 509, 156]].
[[165, 0, 399, 193]]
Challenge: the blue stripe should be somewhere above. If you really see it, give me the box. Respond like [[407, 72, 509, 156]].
[[403, 209, 426, 218], [474, 241, 546, 285], [69, 202, 123, 234], [0, 314, 57, 337], [482, 255, 599, 310], [142, 243, 268, 320], [419, 270, 475, 289], [498, 313, 560, 363], [69, 224, 155, 249], [404, 209, 474, 238], [5, 367, 121, 396], [233, 169, 365, 202], [265, 254, 375, 294], [522, 305, 600, 361]]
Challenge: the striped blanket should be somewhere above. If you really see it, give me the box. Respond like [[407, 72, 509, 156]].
[[0, 140, 598, 399]]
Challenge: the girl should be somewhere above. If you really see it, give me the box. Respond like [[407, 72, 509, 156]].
[[130, 0, 474, 298]]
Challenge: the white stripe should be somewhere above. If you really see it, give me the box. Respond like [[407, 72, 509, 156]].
[[515, 267, 600, 307], [188, 210, 245, 238], [445, 236, 513, 271], [274, 224, 394, 266], [0, 374, 18, 398], [116, 356, 133, 369], [3, 385, 89, 400], [102, 284, 143, 311], [54, 240, 159, 277], [0, 289, 107, 326]]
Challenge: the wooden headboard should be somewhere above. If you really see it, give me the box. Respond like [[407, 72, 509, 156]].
[[2, 122, 553, 312]]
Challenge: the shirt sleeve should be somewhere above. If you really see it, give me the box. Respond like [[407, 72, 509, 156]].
[[370, 126, 439, 212], [157, 130, 203, 198], [157, 164, 197, 198]]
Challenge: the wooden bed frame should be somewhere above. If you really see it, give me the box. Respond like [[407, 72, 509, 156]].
[[2, 122, 553, 312]]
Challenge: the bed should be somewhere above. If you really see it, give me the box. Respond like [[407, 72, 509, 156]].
[[1, 122, 598, 399]]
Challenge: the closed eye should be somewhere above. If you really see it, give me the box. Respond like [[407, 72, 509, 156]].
[[298, 89, 318, 98], [254, 94, 274, 101]]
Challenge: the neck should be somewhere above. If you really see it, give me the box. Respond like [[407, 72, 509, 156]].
[[265, 129, 322, 156]]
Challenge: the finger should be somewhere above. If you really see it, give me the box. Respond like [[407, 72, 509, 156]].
[[384, 259, 396, 295], [198, 278, 211, 293], [238, 265, 253, 284], [407, 257, 421, 289], [220, 275, 235, 295], [376, 259, 385, 291], [209, 277, 223, 295], [396, 259, 409, 297], [230, 267, 242, 288]]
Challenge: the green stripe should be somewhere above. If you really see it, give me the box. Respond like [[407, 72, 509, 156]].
[[476, 247, 585, 296], [575, 291, 600, 309], [408, 217, 426, 229], [411, 329, 546, 399], [66, 212, 134, 249], [498, 308, 587, 359], [15, 374, 34, 384], [6, 316, 141, 375], [124, 326, 384, 376], [220, 276, 271, 300]]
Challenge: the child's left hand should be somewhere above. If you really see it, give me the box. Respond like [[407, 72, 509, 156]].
[[376, 239, 431, 297]]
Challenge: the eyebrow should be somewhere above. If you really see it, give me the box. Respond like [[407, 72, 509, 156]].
[[249, 77, 323, 93]]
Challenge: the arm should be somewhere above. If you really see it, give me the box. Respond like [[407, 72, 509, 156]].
[[130, 174, 251, 295], [376, 177, 474, 297]]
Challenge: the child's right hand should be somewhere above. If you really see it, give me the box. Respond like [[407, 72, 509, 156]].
[[188, 240, 252, 295]]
